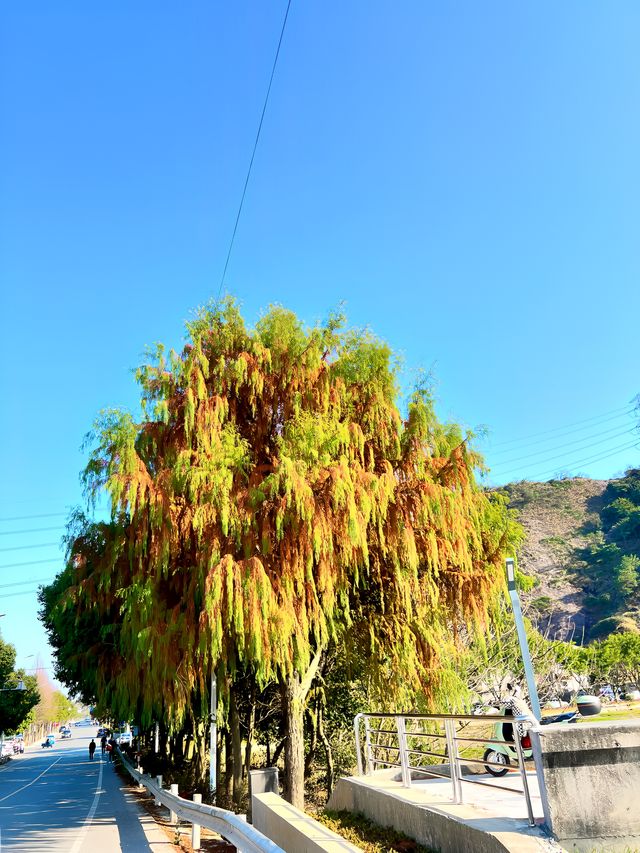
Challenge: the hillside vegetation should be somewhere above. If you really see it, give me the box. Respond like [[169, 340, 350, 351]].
[[501, 470, 640, 642]]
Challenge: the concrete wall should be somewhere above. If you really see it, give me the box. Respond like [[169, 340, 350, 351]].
[[328, 776, 552, 853], [531, 719, 640, 841], [252, 792, 361, 853]]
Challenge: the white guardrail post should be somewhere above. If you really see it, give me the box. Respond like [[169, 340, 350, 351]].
[[363, 716, 373, 775], [116, 748, 284, 853], [192, 793, 202, 850], [396, 716, 411, 788], [354, 713, 364, 775], [170, 783, 179, 824]]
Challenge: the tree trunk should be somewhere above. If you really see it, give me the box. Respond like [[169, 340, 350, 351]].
[[282, 649, 324, 810], [230, 689, 243, 807], [245, 684, 256, 778], [223, 729, 232, 801], [304, 702, 318, 777], [318, 704, 334, 798]]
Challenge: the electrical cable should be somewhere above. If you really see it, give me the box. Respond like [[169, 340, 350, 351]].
[[485, 404, 635, 449], [0, 526, 63, 537], [0, 577, 53, 590], [0, 542, 60, 554], [487, 410, 636, 457], [0, 512, 68, 523], [490, 426, 637, 470], [0, 588, 42, 599], [217, 0, 293, 296], [0, 558, 60, 571], [493, 438, 640, 481]]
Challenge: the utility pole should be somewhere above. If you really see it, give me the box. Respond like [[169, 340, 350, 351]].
[[506, 558, 542, 721], [209, 672, 217, 797]]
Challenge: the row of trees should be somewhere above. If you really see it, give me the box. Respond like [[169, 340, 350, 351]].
[[0, 636, 39, 736], [40, 300, 521, 807]]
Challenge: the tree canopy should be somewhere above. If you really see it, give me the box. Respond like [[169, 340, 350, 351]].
[[42, 299, 520, 804]]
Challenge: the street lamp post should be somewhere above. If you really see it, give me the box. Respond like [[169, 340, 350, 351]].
[[506, 558, 542, 721]]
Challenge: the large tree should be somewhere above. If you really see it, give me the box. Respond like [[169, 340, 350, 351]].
[[45, 300, 518, 807]]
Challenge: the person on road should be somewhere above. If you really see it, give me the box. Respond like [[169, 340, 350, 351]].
[[100, 734, 107, 756], [107, 736, 117, 762], [88, 739, 96, 761]]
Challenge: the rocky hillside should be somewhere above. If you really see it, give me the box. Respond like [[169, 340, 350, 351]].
[[500, 474, 640, 642]]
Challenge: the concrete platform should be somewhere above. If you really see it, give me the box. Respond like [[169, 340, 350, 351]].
[[328, 769, 563, 853]]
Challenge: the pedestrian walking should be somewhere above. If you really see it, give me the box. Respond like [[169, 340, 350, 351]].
[[88, 739, 96, 760], [100, 734, 107, 756]]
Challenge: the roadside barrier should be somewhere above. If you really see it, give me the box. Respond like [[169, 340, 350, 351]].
[[354, 711, 537, 826], [117, 748, 284, 852]]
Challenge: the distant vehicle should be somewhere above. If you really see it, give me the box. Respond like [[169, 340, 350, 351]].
[[42, 734, 56, 748], [97, 727, 108, 738], [12, 738, 24, 754], [61, 728, 72, 739], [117, 732, 132, 745]]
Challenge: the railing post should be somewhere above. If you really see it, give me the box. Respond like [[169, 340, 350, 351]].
[[444, 718, 461, 804], [514, 717, 535, 827], [169, 783, 179, 824], [191, 793, 202, 850], [363, 716, 373, 775], [396, 716, 411, 788], [354, 714, 363, 775], [138, 767, 144, 790], [155, 775, 163, 806]]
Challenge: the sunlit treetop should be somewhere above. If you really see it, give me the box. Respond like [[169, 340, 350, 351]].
[[70, 298, 520, 723]]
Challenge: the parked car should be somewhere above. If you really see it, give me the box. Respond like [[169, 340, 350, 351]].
[[12, 738, 24, 754], [117, 731, 132, 745]]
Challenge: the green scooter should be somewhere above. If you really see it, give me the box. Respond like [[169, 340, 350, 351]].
[[482, 695, 601, 776]]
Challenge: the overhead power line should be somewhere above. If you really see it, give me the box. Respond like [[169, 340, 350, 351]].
[[490, 425, 637, 470], [0, 542, 60, 554], [487, 409, 636, 457], [217, 0, 293, 296], [495, 437, 640, 481], [0, 512, 69, 524], [0, 588, 42, 599], [0, 577, 53, 590], [0, 526, 63, 537], [485, 404, 635, 449], [0, 558, 60, 571]]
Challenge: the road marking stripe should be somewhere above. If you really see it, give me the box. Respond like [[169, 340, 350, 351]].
[[0, 756, 63, 802], [69, 755, 104, 853]]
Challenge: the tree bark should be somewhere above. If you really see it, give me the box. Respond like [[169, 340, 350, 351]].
[[304, 702, 318, 777], [245, 684, 256, 779], [318, 703, 334, 798], [282, 648, 324, 809], [230, 689, 243, 807]]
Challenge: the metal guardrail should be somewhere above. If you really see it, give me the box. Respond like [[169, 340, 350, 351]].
[[354, 711, 537, 827], [117, 748, 284, 852]]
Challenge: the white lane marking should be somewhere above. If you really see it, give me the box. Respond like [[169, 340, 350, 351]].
[[68, 755, 104, 853], [0, 756, 63, 802]]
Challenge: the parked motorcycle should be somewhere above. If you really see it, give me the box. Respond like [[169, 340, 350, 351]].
[[482, 694, 601, 776]]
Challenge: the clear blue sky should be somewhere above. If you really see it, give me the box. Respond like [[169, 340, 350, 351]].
[[1, 2, 639, 677]]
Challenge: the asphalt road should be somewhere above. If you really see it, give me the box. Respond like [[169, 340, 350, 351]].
[[0, 726, 162, 851]]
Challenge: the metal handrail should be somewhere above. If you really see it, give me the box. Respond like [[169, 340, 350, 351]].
[[117, 749, 284, 852], [353, 711, 537, 827]]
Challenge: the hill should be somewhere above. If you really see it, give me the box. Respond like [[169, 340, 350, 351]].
[[500, 471, 640, 642]]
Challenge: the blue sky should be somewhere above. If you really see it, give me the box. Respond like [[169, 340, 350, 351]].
[[1, 2, 639, 677]]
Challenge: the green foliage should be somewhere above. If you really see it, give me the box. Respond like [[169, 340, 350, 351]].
[[319, 810, 436, 853], [0, 635, 40, 734], [40, 298, 521, 792], [590, 632, 640, 689]]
